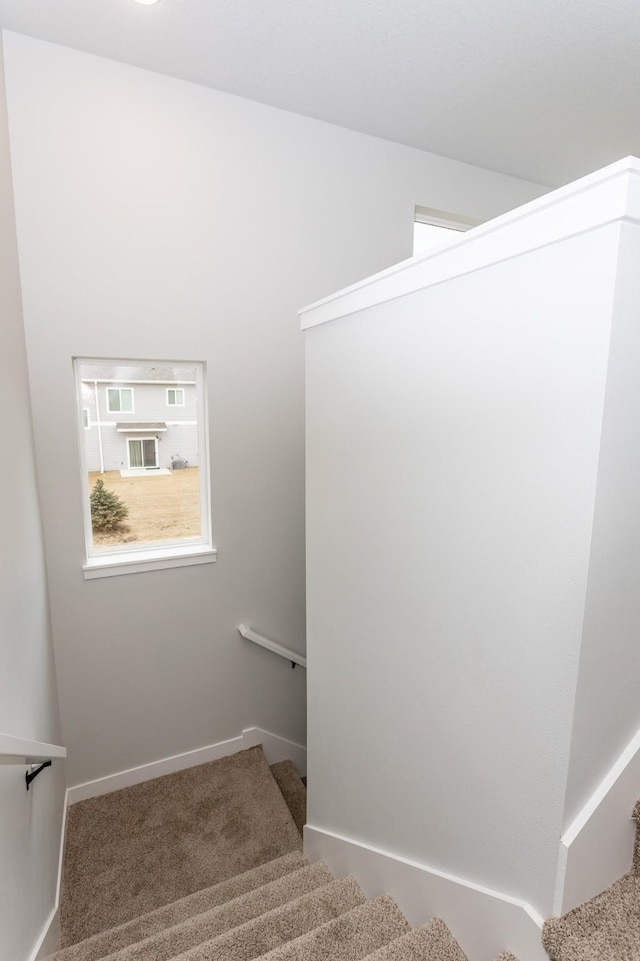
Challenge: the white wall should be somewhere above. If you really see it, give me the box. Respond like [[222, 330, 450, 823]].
[[303, 168, 635, 917], [563, 218, 640, 824], [2, 30, 545, 789], [0, 36, 65, 961]]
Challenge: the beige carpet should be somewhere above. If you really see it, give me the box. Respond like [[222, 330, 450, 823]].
[[52, 853, 308, 961], [269, 760, 307, 836], [61, 746, 302, 946], [57, 745, 521, 961]]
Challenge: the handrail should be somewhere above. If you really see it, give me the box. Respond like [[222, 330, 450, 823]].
[[0, 733, 67, 765], [239, 624, 307, 669]]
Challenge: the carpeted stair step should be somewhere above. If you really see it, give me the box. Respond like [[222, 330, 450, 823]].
[[61, 746, 302, 946], [361, 918, 468, 960], [253, 894, 410, 961], [165, 875, 366, 961], [51, 852, 309, 961], [542, 873, 640, 961], [491, 953, 520, 961], [86, 861, 335, 961], [270, 761, 307, 836]]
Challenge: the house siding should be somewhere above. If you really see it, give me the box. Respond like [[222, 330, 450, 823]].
[[81, 380, 199, 471]]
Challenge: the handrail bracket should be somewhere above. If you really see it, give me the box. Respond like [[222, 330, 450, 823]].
[[26, 760, 52, 791]]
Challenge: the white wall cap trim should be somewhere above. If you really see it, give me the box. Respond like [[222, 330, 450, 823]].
[[0, 733, 67, 763], [300, 157, 640, 331], [82, 545, 217, 579]]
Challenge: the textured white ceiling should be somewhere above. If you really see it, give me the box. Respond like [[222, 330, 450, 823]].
[[0, 0, 638, 186]]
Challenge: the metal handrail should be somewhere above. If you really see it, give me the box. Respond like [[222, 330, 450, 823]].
[[239, 624, 307, 669]]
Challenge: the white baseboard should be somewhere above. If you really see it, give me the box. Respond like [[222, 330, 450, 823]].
[[304, 825, 546, 961], [241, 726, 307, 776], [67, 735, 244, 805], [67, 727, 307, 805], [29, 791, 68, 961], [31, 907, 60, 961], [554, 725, 640, 915]]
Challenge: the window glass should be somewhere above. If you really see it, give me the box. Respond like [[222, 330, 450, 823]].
[[167, 388, 185, 406], [75, 359, 211, 563], [107, 387, 133, 412]]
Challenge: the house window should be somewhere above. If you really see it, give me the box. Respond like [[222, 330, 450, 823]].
[[74, 358, 215, 578], [107, 387, 134, 413], [413, 206, 481, 255], [128, 437, 158, 469], [167, 388, 185, 406]]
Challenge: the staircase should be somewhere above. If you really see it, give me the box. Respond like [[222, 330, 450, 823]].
[[50, 748, 511, 961], [49, 746, 640, 961]]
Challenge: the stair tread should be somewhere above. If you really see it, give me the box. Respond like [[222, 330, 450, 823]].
[[361, 918, 468, 961], [270, 761, 306, 836], [60, 747, 302, 946], [92, 862, 334, 961], [542, 873, 640, 961], [51, 852, 307, 961], [491, 953, 521, 961], [166, 875, 365, 961], [253, 894, 410, 961]]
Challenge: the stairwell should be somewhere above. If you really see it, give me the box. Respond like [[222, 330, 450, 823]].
[[48, 746, 640, 961]]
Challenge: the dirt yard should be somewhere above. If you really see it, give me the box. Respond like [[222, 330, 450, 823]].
[[88, 468, 201, 548]]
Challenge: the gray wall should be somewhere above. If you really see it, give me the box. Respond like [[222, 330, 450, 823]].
[[0, 36, 65, 961], [2, 30, 545, 789]]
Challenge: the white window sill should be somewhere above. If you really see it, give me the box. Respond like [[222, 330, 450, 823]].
[[83, 545, 217, 579]]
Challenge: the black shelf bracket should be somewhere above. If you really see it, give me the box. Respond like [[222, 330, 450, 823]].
[[26, 760, 52, 791]]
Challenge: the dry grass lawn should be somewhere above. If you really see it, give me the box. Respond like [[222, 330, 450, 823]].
[[88, 468, 201, 548]]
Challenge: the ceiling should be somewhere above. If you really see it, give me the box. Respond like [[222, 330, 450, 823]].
[[0, 0, 638, 187]]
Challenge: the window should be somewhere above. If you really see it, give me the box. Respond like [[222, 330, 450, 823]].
[[167, 388, 185, 406], [107, 387, 134, 413], [128, 437, 158, 469], [74, 359, 215, 578], [413, 206, 481, 256]]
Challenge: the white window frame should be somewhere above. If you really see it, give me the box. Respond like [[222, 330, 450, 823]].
[[106, 386, 134, 413], [166, 387, 185, 407], [74, 358, 215, 579], [414, 206, 481, 231], [413, 206, 482, 256]]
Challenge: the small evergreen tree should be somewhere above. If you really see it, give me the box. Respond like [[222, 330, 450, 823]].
[[90, 477, 129, 532]]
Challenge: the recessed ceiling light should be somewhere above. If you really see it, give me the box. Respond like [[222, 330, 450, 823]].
[[134, 0, 160, 5]]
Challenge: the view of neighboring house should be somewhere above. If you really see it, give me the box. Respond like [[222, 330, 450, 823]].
[[79, 363, 199, 474]]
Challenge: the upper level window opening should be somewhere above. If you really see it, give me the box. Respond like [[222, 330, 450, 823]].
[[413, 206, 481, 256], [167, 387, 185, 406], [107, 387, 134, 413], [74, 358, 215, 578]]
